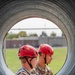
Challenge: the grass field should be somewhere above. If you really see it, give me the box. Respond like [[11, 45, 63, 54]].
[[6, 47, 67, 74]]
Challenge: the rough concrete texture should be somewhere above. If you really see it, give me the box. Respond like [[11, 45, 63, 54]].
[[0, 0, 75, 75]]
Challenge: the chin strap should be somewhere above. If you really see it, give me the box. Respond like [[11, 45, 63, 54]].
[[25, 57, 33, 69], [44, 54, 48, 65]]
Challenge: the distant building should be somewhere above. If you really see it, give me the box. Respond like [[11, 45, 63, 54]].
[[6, 37, 67, 48]]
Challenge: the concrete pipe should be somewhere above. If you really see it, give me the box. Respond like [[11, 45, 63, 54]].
[[0, 0, 75, 75]]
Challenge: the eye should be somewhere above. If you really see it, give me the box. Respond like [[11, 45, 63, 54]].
[[50, 55, 52, 57], [36, 58, 37, 60]]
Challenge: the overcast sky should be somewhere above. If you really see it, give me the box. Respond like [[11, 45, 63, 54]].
[[9, 18, 62, 36]]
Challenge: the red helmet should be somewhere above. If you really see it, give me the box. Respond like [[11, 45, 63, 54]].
[[18, 45, 38, 58], [38, 44, 54, 55]]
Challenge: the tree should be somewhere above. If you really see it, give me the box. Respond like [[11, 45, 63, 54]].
[[18, 31, 27, 37], [40, 31, 47, 37], [50, 31, 56, 37], [29, 33, 38, 37], [6, 33, 18, 39], [62, 33, 65, 37]]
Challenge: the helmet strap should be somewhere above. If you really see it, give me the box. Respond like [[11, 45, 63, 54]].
[[25, 57, 33, 69], [44, 54, 46, 64], [44, 54, 48, 65]]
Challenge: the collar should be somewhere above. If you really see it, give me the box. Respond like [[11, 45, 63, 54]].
[[36, 63, 47, 72], [22, 67, 31, 75]]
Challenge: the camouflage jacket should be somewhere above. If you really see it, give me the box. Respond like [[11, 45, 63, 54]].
[[16, 67, 38, 75], [36, 63, 53, 75]]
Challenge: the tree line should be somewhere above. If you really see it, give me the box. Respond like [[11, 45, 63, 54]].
[[6, 31, 58, 39]]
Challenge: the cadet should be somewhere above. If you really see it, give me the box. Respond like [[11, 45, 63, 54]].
[[36, 44, 54, 75], [16, 45, 38, 75]]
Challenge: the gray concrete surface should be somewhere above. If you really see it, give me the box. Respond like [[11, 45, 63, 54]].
[[0, 0, 75, 75]]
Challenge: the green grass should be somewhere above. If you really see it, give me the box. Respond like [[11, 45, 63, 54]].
[[6, 48, 21, 73], [6, 47, 67, 74], [49, 47, 67, 74]]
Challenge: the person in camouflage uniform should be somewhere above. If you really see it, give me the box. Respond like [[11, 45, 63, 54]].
[[16, 45, 38, 75], [36, 44, 54, 75]]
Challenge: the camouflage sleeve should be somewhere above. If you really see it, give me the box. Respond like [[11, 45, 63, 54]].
[[47, 67, 53, 75], [31, 68, 36, 74], [16, 72, 27, 75], [31, 68, 39, 75]]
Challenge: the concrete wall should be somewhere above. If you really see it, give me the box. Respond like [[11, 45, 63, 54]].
[[6, 37, 67, 48], [39, 37, 67, 47]]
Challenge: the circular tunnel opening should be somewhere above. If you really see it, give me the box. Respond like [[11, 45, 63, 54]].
[[0, 0, 75, 75], [4, 18, 67, 74]]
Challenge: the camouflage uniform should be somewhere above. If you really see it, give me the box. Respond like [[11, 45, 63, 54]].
[[16, 67, 39, 75], [31, 68, 39, 75], [36, 63, 53, 75], [16, 67, 31, 75]]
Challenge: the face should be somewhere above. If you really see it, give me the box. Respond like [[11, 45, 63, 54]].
[[46, 54, 53, 64], [31, 58, 37, 68]]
